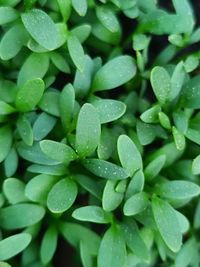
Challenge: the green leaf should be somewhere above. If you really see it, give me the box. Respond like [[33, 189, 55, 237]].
[[103, 180, 124, 212], [21, 9, 59, 50], [172, 0, 194, 33], [185, 128, 200, 145], [136, 120, 156, 145], [40, 140, 77, 164], [0, 101, 16, 115], [80, 241, 93, 267], [126, 169, 144, 198], [38, 91, 60, 117], [33, 112, 56, 141], [40, 226, 58, 265], [155, 180, 200, 200], [17, 52, 49, 86], [0, 126, 12, 163], [3, 178, 27, 204], [27, 164, 67, 176], [123, 192, 149, 216], [25, 174, 58, 204], [98, 225, 126, 267], [140, 10, 193, 35], [172, 126, 186, 151], [150, 66, 171, 105], [0, 203, 45, 229], [97, 128, 115, 160], [170, 61, 185, 101], [0, 262, 11, 267], [121, 220, 149, 261], [176, 210, 190, 234], [71, 24, 91, 43], [75, 103, 101, 157], [144, 155, 166, 181], [47, 178, 78, 213], [0, 24, 28, 60], [4, 147, 18, 177], [50, 51, 70, 73], [17, 115, 33, 146], [133, 33, 150, 51], [57, 0, 71, 21], [92, 55, 136, 91], [0, 6, 18, 25], [72, 206, 111, 224], [72, 0, 87, 16], [192, 155, 200, 175], [140, 104, 161, 123], [15, 78, 45, 112], [152, 197, 182, 252], [0, 80, 17, 103], [175, 238, 197, 267], [73, 55, 94, 97], [158, 112, 171, 130], [96, 6, 120, 33], [180, 76, 200, 109], [17, 141, 59, 165], [0, 233, 31, 261], [67, 35, 85, 72], [168, 34, 184, 47], [184, 55, 199, 73], [117, 134, 143, 177], [83, 159, 129, 180], [92, 99, 126, 124], [92, 20, 121, 45], [59, 83, 75, 131]]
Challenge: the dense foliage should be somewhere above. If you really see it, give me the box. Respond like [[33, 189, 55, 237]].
[[0, 0, 200, 266]]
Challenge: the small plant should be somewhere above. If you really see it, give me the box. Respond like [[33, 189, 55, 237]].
[[0, 0, 200, 266]]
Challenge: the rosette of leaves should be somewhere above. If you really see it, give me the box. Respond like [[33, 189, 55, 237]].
[[0, 0, 200, 267]]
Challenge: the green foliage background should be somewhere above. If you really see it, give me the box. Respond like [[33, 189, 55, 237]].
[[0, 0, 200, 266]]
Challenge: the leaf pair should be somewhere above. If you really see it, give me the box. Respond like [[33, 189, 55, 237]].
[[150, 63, 185, 105]]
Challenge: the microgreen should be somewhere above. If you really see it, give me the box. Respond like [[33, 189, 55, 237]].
[[0, 0, 200, 266]]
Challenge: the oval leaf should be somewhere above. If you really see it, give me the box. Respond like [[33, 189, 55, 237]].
[[117, 134, 142, 177], [92, 99, 126, 124], [17, 52, 49, 86], [15, 78, 45, 112], [192, 155, 200, 175], [150, 66, 171, 105], [0, 126, 12, 163], [72, 0, 87, 16], [0, 203, 45, 229], [92, 55, 136, 91], [40, 226, 58, 265], [47, 178, 78, 213], [75, 103, 101, 157], [40, 140, 77, 164], [155, 180, 200, 200], [123, 192, 149, 216], [98, 226, 126, 267], [103, 180, 124, 212], [25, 174, 58, 204], [83, 158, 129, 180], [21, 9, 58, 50], [72, 206, 111, 224], [3, 178, 27, 204], [67, 35, 85, 72], [0, 233, 31, 261], [152, 197, 182, 252]]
